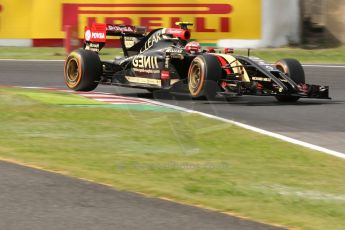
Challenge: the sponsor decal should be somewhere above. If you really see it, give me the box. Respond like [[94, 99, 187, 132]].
[[91, 32, 105, 39], [132, 55, 159, 69], [132, 68, 160, 74], [126, 76, 162, 86], [125, 40, 134, 47], [107, 24, 135, 33], [124, 37, 136, 48], [166, 28, 183, 34], [0, 4, 2, 30], [88, 43, 100, 50], [249, 56, 274, 70], [161, 70, 170, 80], [165, 48, 184, 53], [0, 1, 261, 40], [265, 66, 275, 71], [62, 3, 232, 31], [85, 29, 91, 41], [252, 76, 271, 82], [125, 76, 180, 86], [61, 1, 261, 41], [140, 30, 162, 53], [89, 43, 99, 48], [164, 55, 170, 69]]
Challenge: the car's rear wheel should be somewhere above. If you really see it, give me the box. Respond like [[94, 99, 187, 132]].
[[275, 58, 305, 102], [146, 88, 159, 93], [64, 49, 102, 91], [188, 55, 221, 99]]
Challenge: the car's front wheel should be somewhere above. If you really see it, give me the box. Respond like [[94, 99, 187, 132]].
[[275, 58, 305, 102], [187, 55, 221, 99], [64, 49, 102, 91]]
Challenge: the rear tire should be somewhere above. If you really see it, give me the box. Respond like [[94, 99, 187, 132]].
[[275, 58, 305, 102], [64, 49, 102, 91], [187, 55, 221, 99], [146, 89, 158, 93]]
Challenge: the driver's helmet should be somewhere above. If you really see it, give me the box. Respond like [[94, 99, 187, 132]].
[[185, 41, 202, 54]]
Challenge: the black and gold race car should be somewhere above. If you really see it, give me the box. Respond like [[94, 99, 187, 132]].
[[64, 22, 329, 102]]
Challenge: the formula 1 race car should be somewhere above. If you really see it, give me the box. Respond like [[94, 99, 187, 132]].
[[64, 22, 330, 102]]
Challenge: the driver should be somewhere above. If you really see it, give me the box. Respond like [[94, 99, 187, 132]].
[[184, 41, 202, 54]]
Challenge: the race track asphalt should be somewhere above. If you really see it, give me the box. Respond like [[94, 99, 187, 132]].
[[0, 161, 279, 230], [0, 59, 344, 229]]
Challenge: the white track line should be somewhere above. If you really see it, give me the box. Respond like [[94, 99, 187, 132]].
[[302, 64, 345, 68], [144, 100, 345, 160]]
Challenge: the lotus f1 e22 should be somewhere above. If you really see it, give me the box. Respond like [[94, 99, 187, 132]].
[[64, 22, 330, 102]]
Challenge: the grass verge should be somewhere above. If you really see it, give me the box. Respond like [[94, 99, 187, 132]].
[[1, 87, 345, 229], [0, 46, 345, 64]]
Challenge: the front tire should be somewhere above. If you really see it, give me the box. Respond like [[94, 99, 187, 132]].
[[64, 49, 102, 91], [275, 58, 305, 102], [187, 55, 221, 99]]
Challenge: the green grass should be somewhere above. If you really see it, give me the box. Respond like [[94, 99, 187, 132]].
[[1, 87, 345, 229], [0, 46, 345, 64], [0, 88, 103, 105]]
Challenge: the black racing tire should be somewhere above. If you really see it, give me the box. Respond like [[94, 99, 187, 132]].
[[64, 49, 102, 91], [275, 58, 305, 102], [187, 54, 221, 99], [146, 88, 159, 93]]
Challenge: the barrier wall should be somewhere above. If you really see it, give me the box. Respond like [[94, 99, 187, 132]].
[[324, 0, 345, 44], [0, 0, 315, 48], [0, 0, 261, 47], [218, 0, 301, 48]]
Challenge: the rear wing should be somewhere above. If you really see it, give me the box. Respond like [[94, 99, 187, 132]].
[[84, 22, 192, 56], [84, 23, 146, 43]]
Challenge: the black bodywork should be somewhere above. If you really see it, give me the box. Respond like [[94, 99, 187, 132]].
[[98, 28, 193, 91], [82, 23, 330, 100]]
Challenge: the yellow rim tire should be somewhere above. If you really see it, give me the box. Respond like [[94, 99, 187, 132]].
[[64, 49, 101, 91], [187, 55, 222, 99], [275, 58, 305, 102]]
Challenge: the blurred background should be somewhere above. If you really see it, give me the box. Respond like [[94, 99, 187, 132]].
[[302, 0, 345, 47], [0, 0, 343, 49]]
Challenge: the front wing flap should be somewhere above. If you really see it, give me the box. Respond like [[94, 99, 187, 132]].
[[292, 84, 330, 99]]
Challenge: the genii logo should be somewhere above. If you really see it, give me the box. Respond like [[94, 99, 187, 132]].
[[132, 56, 159, 69]]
